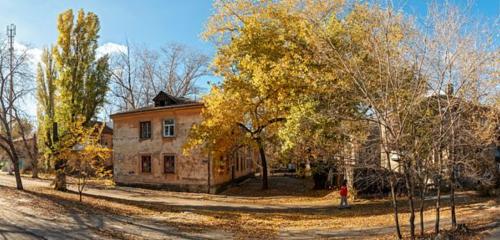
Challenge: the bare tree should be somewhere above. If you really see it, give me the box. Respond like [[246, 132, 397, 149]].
[[158, 43, 209, 97], [420, 1, 498, 232], [0, 38, 33, 190], [109, 42, 209, 112], [109, 40, 139, 111]]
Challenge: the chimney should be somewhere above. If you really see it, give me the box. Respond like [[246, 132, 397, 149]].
[[446, 83, 454, 96]]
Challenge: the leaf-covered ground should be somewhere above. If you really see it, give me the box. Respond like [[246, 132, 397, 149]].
[[0, 173, 498, 239]]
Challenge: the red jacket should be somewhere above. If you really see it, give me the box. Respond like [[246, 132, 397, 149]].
[[340, 186, 348, 196]]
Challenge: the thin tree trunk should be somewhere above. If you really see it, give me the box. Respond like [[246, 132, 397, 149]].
[[450, 165, 457, 229], [256, 137, 268, 190], [435, 175, 441, 234], [450, 121, 457, 229], [404, 161, 416, 239], [390, 176, 403, 239], [30, 135, 39, 178], [419, 180, 426, 236]]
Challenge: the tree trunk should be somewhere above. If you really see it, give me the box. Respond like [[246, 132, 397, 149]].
[[256, 138, 268, 190], [7, 139, 24, 190], [389, 176, 403, 239], [31, 161, 39, 178], [450, 166, 457, 229], [31, 134, 39, 178], [54, 159, 67, 191], [419, 183, 425, 236], [404, 162, 416, 239], [450, 123, 457, 229], [12, 158, 23, 190], [435, 176, 441, 234]]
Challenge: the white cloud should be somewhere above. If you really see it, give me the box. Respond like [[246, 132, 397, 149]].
[[27, 47, 42, 67], [96, 42, 127, 58], [10, 42, 126, 119]]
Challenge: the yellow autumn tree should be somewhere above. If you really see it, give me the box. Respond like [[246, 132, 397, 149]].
[[59, 117, 111, 202], [186, 0, 347, 189]]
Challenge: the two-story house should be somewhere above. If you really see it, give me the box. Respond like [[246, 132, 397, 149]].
[[111, 91, 255, 193]]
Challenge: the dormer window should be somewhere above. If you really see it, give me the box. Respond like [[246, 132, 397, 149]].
[[153, 91, 193, 107]]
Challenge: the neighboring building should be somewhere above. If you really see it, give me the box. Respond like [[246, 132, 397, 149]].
[[349, 94, 500, 192], [90, 121, 114, 168], [111, 91, 255, 193], [0, 135, 37, 173]]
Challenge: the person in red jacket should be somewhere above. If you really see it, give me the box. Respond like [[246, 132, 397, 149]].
[[339, 179, 350, 208]]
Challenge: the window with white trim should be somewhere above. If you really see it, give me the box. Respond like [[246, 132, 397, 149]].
[[163, 119, 175, 137]]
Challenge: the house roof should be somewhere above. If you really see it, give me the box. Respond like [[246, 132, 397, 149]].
[[91, 121, 113, 135], [110, 101, 204, 118], [111, 91, 203, 118]]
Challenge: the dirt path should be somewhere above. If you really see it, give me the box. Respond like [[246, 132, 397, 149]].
[[0, 175, 232, 240], [0, 174, 337, 212], [0, 186, 232, 240], [1, 173, 498, 239]]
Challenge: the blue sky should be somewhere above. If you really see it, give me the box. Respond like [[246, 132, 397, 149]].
[[0, 0, 497, 118], [0, 0, 497, 55], [0, 0, 216, 55]]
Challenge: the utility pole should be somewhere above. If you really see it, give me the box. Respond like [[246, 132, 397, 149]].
[[6, 24, 15, 132]]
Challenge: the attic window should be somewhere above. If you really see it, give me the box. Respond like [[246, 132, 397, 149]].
[[153, 91, 180, 107]]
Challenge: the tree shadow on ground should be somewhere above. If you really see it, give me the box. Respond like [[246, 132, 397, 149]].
[[22, 185, 493, 219], [220, 176, 331, 198], [13, 187, 231, 239], [13, 185, 496, 239]]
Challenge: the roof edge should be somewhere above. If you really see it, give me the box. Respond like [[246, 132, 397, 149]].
[[110, 102, 204, 118]]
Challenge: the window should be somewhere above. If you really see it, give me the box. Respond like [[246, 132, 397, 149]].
[[141, 155, 151, 173], [163, 119, 175, 137], [164, 155, 175, 173], [140, 121, 151, 139]]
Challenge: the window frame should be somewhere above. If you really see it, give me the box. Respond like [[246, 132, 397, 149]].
[[163, 118, 176, 137], [141, 155, 152, 173], [163, 154, 176, 174], [139, 121, 152, 139]]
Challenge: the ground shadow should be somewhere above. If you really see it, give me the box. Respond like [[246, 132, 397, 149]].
[[220, 176, 331, 198], [22, 185, 494, 219]]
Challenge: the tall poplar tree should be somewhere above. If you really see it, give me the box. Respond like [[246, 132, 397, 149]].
[[36, 47, 57, 175], [38, 9, 110, 191]]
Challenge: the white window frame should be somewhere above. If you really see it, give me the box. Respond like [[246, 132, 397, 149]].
[[163, 119, 175, 137]]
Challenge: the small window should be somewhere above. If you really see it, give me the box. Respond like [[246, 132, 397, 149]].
[[140, 121, 151, 139], [164, 155, 175, 173], [163, 119, 175, 137], [141, 155, 151, 173]]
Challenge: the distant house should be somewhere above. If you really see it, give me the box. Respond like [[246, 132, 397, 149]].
[[111, 91, 255, 193], [90, 121, 114, 168], [0, 135, 37, 173], [347, 94, 500, 193]]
